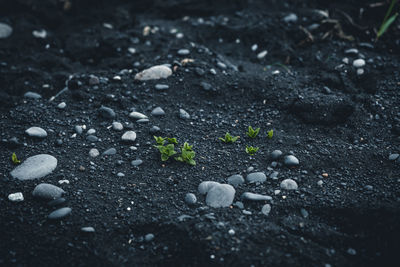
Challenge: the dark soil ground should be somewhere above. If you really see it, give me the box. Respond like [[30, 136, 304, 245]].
[[1, 0, 400, 266]]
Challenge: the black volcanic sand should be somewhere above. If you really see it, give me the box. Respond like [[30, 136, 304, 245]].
[[1, 0, 400, 266]]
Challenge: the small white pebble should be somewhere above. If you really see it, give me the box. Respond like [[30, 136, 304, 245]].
[[257, 50, 268, 59], [228, 229, 235, 235], [317, 180, 323, 186], [57, 102, 66, 109], [251, 44, 258, 51], [8, 192, 24, 202], [353, 58, 365, 68]]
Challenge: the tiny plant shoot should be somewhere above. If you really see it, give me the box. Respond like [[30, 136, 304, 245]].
[[12, 152, 21, 164], [247, 126, 260, 138], [176, 142, 196, 166], [267, 129, 274, 139], [376, 0, 398, 40], [246, 145, 259, 156], [154, 136, 166, 145], [219, 132, 239, 143], [167, 137, 178, 145], [155, 144, 177, 161]]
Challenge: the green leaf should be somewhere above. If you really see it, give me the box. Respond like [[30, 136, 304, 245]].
[[189, 159, 196, 166], [267, 129, 274, 139], [247, 126, 260, 138], [245, 145, 259, 156], [154, 136, 166, 145], [12, 152, 21, 164], [377, 13, 398, 38], [167, 137, 178, 144], [161, 154, 169, 161]]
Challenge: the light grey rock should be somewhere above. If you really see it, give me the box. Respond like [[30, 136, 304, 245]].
[[150, 126, 160, 133], [246, 172, 266, 183], [32, 183, 65, 200], [184, 193, 197, 205], [242, 192, 272, 201], [257, 50, 268, 59], [280, 179, 298, 190], [261, 204, 271, 216], [25, 127, 47, 138], [198, 181, 220, 195], [345, 48, 358, 54], [136, 118, 149, 123], [145, 233, 155, 242], [129, 111, 148, 120], [131, 159, 143, 166], [269, 171, 279, 180], [57, 102, 66, 109], [206, 184, 235, 208], [0, 22, 13, 38], [151, 107, 165, 116], [86, 135, 98, 142], [75, 125, 83, 134], [283, 13, 298, 23], [135, 65, 172, 81], [89, 148, 100, 158], [24, 91, 42, 99], [179, 109, 190, 119], [11, 154, 57, 180], [8, 192, 24, 202], [48, 207, 71, 220], [81, 227, 95, 233], [99, 106, 116, 119], [155, 84, 169, 90], [270, 150, 283, 160], [284, 155, 299, 166], [389, 153, 399, 161], [87, 128, 96, 135], [227, 175, 244, 186], [102, 148, 116, 155], [177, 49, 190, 55], [353, 59, 366, 68], [121, 131, 137, 142], [112, 122, 123, 131]]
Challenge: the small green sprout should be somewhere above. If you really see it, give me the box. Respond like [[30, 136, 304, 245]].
[[219, 132, 239, 143], [176, 142, 196, 166], [247, 126, 260, 138], [376, 0, 398, 40], [267, 129, 274, 139], [245, 145, 259, 156], [154, 136, 166, 145], [155, 144, 177, 161], [167, 137, 178, 145], [12, 152, 21, 164]]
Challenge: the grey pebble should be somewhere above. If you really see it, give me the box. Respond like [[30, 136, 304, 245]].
[[11, 154, 57, 181], [227, 174, 244, 186], [280, 179, 298, 190], [242, 192, 272, 201], [25, 127, 47, 138], [48, 207, 71, 220], [261, 204, 271, 216], [131, 159, 143, 166], [99, 106, 116, 119], [284, 155, 299, 166], [151, 107, 165, 116], [32, 183, 65, 200], [206, 184, 235, 208], [246, 172, 266, 183], [270, 150, 283, 160], [184, 193, 197, 205], [102, 148, 117, 155], [24, 91, 42, 99], [179, 109, 190, 119]]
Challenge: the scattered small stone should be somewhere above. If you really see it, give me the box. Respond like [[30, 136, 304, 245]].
[[8, 192, 24, 202], [58, 179, 69, 185], [206, 184, 235, 208], [357, 68, 364, 75], [131, 159, 143, 166], [129, 111, 148, 120], [347, 248, 357, 255], [151, 107, 165, 116], [261, 204, 271, 216], [79, 166, 85, 172], [75, 125, 83, 134], [227, 174, 244, 186], [155, 84, 169, 90], [242, 210, 252, 215], [103, 148, 117, 155], [247, 166, 254, 172], [284, 155, 299, 166], [112, 122, 124, 131], [32, 29, 47, 38], [25, 127, 47, 138], [99, 106, 116, 119], [300, 208, 309, 218], [150, 126, 160, 133], [257, 50, 268, 59], [81, 227, 95, 233], [283, 13, 298, 23], [198, 181, 220, 195], [200, 82, 213, 92], [269, 171, 279, 180], [87, 128, 96, 135], [280, 179, 298, 190], [11, 154, 57, 180], [145, 233, 155, 242], [228, 229, 235, 235], [246, 172, 267, 183], [317, 180, 323, 186], [57, 102, 66, 109], [48, 207, 72, 220], [117, 172, 125, 177], [184, 193, 197, 205], [177, 49, 190, 55], [121, 131, 137, 142], [270, 150, 283, 160], [234, 201, 244, 209], [135, 65, 172, 81], [345, 48, 358, 54], [86, 135, 98, 142], [136, 118, 149, 123], [217, 62, 227, 69], [0, 22, 13, 38], [32, 183, 65, 200], [89, 76, 99, 85], [179, 109, 190, 119], [353, 59, 366, 68], [389, 153, 399, 161], [242, 192, 272, 201], [24, 91, 42, 99]]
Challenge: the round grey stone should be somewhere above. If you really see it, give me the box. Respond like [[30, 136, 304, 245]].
[[184, 193, 197, 205], [86, 135, 98, 142], [261, 204, 271, 216], [145, 233, 155, 242], [150, 126, 160, 133], [57, 102, 66, 109], [198, 181, 220, 195], [270, 150, 283, 160], [242, 192, 272, 201], [353, 59, 365, 68], [284, 155, 299, 166], [121, 131, 137, 142], [24, 91, 42, 99], [48, 207, 71, 220], [112, 122, 123, 131], [246, 172, 266, 183], [99, 106, 116, 119], [25, 127, 47, 138], [151, 107, 165, 116], [206, 184, 235, 208], [32, 183, 65, 200], [0, 22, 13, 38], [227, 175, 244, 186], [389, 153, 399, 161], [280, 179, 298, 190], [102, 148, 117, 155], [11, 154, 57, 180], [89, 148, 100, 158], [131, 159, 143, 166], [75, 125, 83, 134], [179, 109, 190, 119]]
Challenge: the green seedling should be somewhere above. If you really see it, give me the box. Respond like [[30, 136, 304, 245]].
[[12, 152, 21, 164], [245, 145, 259, 156], [219, 132, 239, 143], [377, 0, 398, 40], [167, 137, 178, 145], [154, 136, 166, 145], [176, 142, 196, 166], [155, 144, 177, 161], [267, 129, 274, 139], [247, 126, 260, 138]]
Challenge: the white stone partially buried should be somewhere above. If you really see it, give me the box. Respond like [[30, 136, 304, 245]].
[[10, 154, 57, 180], [134, 65, 172, 81], [206, 184, 235, 208]]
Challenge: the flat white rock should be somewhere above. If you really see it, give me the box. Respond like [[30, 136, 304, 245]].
[[25, 127, 47, 138], [353, 59, 366, 68], [129, 111, 148, 120], [121, 131, 137, 142], [134, 65, 172, 81], [11, 154, 57, 180], [8, 192, 24, 202], [280, 179, 298, 190]]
